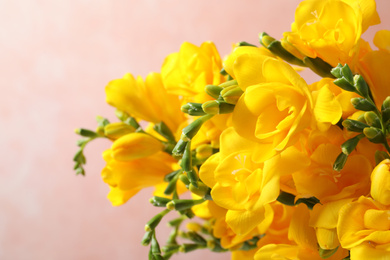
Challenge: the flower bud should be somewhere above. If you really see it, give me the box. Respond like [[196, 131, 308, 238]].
[[112, 133, 163, 161], [333, 78, 355, 92], [202, 100, 235, 115], [195, 144, 213, 160], [371, 159, 390, 205], [341, 134, 364, 155], [342, 119, 369, 132], [205, 85, 223, 99], [354, 74, 370, 98], [363, 127, 386, 144], [333, 152, 348, 172], [364, 112, 381, 128], [351, 98, 376, 111], [166, 199, 204, 211], [104, 122, 136, 139], [221, 85, 243, 104], [181, 103, 206, 116]]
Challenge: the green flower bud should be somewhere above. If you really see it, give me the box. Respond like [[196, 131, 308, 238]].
[[153, 122, 176, 143], [189, 182, 210, 198], [219, 79, 238, 88], [179, 243, 203, 253], [145, 209, 170, 232], [364, 112, 381, 128], [75, 128, 99, 138], [303, 57, 334, 78], [381, 97, 390, 123], [104, 122, 136, 139], [333, 78, 356, 92], [179, 174, 190, 187], [333, 152, 348, 172], [180, 141, 192, 172], [363, 127, 386, 144], [205, 85, 223, 99], [195, 144, 213, 160], [330, 64, 343, 78], [341, 134, 364, 155], [202, 100, 235, 115], [181, 114, 213, 140], [342, 119, 369, 132], [181, 103, 206, 116], [166, 199, 204, 211], [172, 139, 188, 157], [341, 64, 354, 84], [351, 98, 376, 111], [221, 85, 244, 104], [141, 230, 154, 246], [149, 196, 171, 207], [354, 74, 370, 98]]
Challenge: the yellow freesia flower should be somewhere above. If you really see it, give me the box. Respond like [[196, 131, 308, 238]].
[[255, 204, 348, 260], [161, 41, 225, 103], [105, 72, 185, 132], [233, 58, 313, 152], [101, 133, 176, 206], [309, 198, 353, 250], [223, 46, 274, 91], [370, 159, 390, 206], [284, 0, 380, 68], [310, 78, 358, 131], [293, 132, 372, 203], [199, 127, 308, 235], [338, 196, 390, 254]]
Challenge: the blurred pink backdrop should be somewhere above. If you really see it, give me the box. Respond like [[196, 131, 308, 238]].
[[1, 0, 389, 259]]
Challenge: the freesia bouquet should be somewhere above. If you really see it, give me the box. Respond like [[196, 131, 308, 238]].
[[73, 0, 390, 259]]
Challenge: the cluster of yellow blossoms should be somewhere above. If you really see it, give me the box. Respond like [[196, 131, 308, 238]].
[[74, 0, 390, 259]]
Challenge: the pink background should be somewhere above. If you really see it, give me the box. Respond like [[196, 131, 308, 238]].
[[1, 1, 389, 259]]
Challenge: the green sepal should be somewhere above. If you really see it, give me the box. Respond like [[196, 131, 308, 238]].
[[276, 191, 296, 206], [303, 57, 335, 78], [295, 196, 321, 210], [319, 246, 339, 259], [186, 169, 199, 188], [375, 150, 390, 165]]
